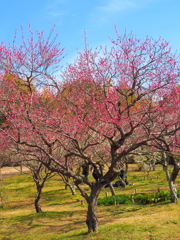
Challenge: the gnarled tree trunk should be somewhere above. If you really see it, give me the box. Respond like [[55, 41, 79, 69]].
[[34, 184, 43, 213], [162, 152, 179, 203], [164, 165, 179, 203], [75, 181, 101, 233], [33, 170, 50, 213], [86, 197, 99, 233], [168, 179, 178, 203], [86, 193, 99, 233]]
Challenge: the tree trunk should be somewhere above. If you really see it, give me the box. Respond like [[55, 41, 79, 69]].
[[74, 180, 102, 233], [86, 196, 99, 233], [34, 184, 43, 213], [66, 182, 76, 195], [125, 162, 128, 172], [168, 179, 178, 203], [164, 163, 178, 203], [109, 183, 116, 196], [32, 169, 50, 213], [162, 153, 179, 204], [35, 195, 42, 213]]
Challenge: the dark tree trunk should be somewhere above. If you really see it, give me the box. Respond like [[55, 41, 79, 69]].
[[33, 171, 48, 213], [125, 162, 128, 173], [80, 183, 102, 233], [34, 184, 43, 213], [86, 195, 99, 233], [171, 163, 180, 183], [85, 162, 122, 232], [20, 164, 23, 175], [31, 165, 51, 213], [75, 160, 123, 233], [74, 179, 101, 233]]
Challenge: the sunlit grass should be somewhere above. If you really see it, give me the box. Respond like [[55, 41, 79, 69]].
[[0, 165, 179, 239]]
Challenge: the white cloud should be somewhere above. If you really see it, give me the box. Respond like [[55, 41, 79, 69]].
[[44, 0, 69, 19], [89, 0, 161, 27], [98, 0, 135, 15], [90, 0, 136, 26]]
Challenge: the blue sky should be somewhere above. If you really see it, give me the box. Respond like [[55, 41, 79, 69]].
[[0, 0, 179, 65]]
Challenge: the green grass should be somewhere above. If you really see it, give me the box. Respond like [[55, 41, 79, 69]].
[[0, 165, 179, 240]]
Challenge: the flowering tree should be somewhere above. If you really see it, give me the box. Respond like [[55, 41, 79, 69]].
[[0, 27, 180, 233], [58, 30, 180, 231], [0, 25, 66, 211], [149, 85, 180, 203]]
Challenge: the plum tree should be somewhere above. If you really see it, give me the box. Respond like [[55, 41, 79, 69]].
[[0, 26, 180, 233]]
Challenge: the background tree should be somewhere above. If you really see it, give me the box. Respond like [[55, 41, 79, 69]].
[[149, 85, 180, 203]]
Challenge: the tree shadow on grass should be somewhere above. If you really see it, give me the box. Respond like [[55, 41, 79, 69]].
[[150, 201, 171, 207], [60, 231, 88, 240]]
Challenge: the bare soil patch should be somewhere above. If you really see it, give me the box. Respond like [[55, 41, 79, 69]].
[[0, 166, 29, 179]]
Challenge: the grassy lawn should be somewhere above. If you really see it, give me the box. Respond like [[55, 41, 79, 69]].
[[0, 165, 179, 240]]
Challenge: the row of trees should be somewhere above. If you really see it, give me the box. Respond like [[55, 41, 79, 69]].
[[0, 26, 180, 233]]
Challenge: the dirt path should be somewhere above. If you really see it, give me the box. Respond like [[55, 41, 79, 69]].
[[0, 166, 29, 179]]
